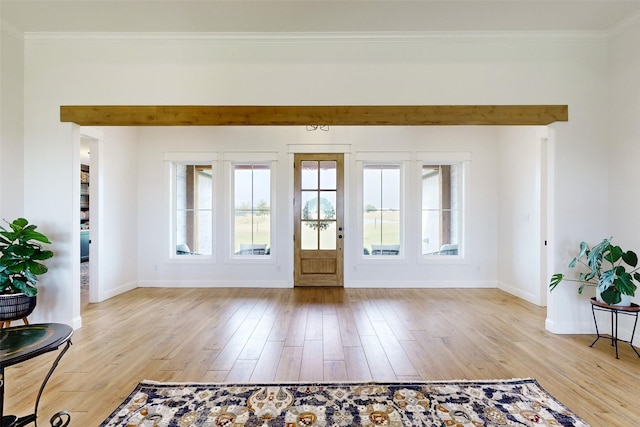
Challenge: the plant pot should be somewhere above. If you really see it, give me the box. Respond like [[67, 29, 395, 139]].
[[0, 293, 37, 321], [596, 288, 631, 307]]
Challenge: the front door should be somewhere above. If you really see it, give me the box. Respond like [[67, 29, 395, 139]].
[[294, 154, 344, 287]]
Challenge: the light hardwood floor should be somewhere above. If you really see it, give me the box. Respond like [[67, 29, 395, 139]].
[[5, 287, 640, 426]]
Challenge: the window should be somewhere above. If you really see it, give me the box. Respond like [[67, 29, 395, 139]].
[[422, 163, 461, 256], [174, 164, 213, 256], [233, 164, 271, 256], [363, 164, 401, 256]]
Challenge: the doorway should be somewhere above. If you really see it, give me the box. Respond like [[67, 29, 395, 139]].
[[294, 153, 344, 287], [79, 127, 103, 306]]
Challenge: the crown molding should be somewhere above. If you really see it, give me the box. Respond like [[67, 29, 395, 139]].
[[23, 30, 609, 45], [608, 9, 640, 40], [0, 20, 24, 40]]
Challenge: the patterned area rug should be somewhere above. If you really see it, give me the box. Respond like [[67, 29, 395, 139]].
[[99, 379, 589, 426], [81, 261, 89, 290]]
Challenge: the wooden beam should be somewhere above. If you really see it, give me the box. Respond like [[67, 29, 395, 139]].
[[60, 105, 568, 126]]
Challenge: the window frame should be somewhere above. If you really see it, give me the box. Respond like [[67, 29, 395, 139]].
[[225, 153, 277, 262], [165, 152, 217, 263], [356, 152, 409, 261], [417, 152, 469, 262]]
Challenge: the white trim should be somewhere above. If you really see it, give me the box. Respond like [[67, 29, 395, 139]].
[[417, 159, 468, 262], [0, 21, 24, 39], [544, 318, 594, 335], [346, 280, 496, 289], [23, 30, 610, 45], [166, 160, 216, 262], [608, 9, 640, 40], [81, 127, 104, 304], [137, 279, 291, 288], [98, 280, 138, 301], [357, 160, 406, 261], [497, 281, 540, 306], [225, 159, 277, 263]]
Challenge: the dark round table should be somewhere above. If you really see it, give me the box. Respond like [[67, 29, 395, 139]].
[[1, 323, 73, 427]]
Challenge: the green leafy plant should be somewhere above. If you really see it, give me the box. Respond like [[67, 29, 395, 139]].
[[0, 218, 53, 296], [549, 237, 639, 305]]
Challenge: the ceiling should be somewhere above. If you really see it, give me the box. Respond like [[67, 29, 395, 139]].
[[1, 1, 640, 34]]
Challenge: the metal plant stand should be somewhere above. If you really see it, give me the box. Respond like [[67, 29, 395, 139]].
[[590, 297, 640, 359]]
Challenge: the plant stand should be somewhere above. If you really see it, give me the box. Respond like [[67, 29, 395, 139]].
[[590, 297, 640, 359], [0, 295, 36, 329], [1, 323, 73, 427]]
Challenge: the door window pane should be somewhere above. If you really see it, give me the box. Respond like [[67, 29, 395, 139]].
[[319, 161, 337, 189], [319, 191, 336, 220], [301, 191, 319, 220], [301, 221, 319, 250], [319, 222, 337, 250], [301, 161, 318, 190]]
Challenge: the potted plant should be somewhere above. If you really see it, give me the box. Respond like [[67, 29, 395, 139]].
[[549, 237, 639, 306], [0, 217, 53, 323]]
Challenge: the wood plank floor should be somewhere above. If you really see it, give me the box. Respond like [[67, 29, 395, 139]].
[[5, 287, 640, 426]]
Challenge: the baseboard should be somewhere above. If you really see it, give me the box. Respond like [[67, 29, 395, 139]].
[[125, 279, 495, 290], [72, 315, 83, 330], [545, 318, 594, 334], [547, 311, 639, 346], [136, 280, 292, 288], [497, 281, 542, 306], [345, 280, 497, 288], [98, 280, 138, 301]]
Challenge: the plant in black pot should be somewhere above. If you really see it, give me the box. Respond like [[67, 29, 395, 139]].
[[549, 237, 638, 306], [0, 218, 53, 324]]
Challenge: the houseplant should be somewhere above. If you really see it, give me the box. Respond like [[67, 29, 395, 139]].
[[549, 237, 639, 306], [0, 218, 53, 322]]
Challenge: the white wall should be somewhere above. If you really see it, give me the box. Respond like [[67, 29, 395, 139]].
[[90, 127, 139, 302], [497, 126, 548, 305], [607, 22, 640, 344], [0, 25, 24, 220], [609, 24, 640, 255], [135, 125, 501, 289], [20, 33, 609, 329]]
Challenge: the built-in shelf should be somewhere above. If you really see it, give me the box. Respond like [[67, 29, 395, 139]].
[[80, 164, 90, 261], [80, 165, 90, 225]]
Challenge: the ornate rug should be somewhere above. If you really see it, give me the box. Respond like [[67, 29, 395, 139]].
[[99, 379, 589, 427], [81, 261, 89, 290]]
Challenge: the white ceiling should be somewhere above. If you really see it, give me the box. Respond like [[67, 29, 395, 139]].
[[1, 1, 640, 34]]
